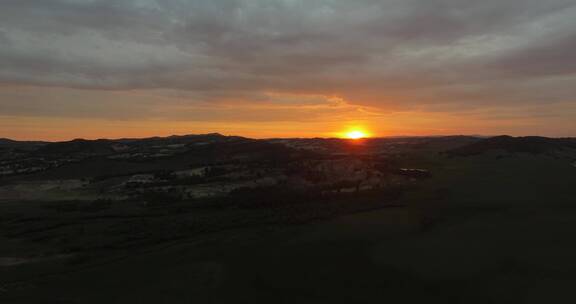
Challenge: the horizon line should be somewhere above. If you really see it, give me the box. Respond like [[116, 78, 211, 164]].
[[4, 133, 574, 143]]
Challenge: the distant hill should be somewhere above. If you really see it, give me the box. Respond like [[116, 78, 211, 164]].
[[20, 133, 245, 156], [34, 139, 116, 156], [116, 133, 246, 145], [268, 136, 482, 155], [10, 134, 573, 162], [446, 136, 576, 157], [5, 134, 311, 180], [0, 138, 48, 150]]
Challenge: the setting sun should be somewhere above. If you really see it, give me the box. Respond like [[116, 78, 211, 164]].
[[344, 130, 368, 139]]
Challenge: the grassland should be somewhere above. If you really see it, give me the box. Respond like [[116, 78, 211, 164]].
[[1, 149, 576, 303]]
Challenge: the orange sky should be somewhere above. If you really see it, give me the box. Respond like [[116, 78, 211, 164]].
[[1, 86, 575, 141], [3, 97, 570, 141]]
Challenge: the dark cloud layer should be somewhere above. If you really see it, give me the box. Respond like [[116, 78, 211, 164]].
[[1, 0, 576, 137]]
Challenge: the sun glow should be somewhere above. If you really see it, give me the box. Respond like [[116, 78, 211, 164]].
[[344, 130, 369, 139]]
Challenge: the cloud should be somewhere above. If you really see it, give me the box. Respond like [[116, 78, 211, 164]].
[[1, 0, 576, 137]]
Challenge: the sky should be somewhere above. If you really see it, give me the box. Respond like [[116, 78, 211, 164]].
[[1, 0, 576, 140]]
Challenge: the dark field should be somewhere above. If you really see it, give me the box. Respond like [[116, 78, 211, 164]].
[[1, 136, 576, 303]]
